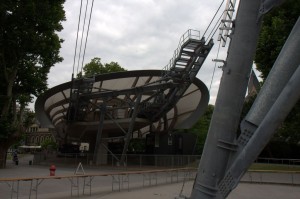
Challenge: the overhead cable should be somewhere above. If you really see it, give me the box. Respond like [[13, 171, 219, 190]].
[[80, 0, 95, 74], [76, 0, 90, 75], [209, 40, 222, 91], [203, 0, 225, 38], [72, 0, 84, 75], [206, 11, 224, 42]]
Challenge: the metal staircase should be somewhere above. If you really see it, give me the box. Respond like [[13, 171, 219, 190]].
[[67, 77, 95, 122], [138, 29, 214, 121], [63, 29, 214, 165]]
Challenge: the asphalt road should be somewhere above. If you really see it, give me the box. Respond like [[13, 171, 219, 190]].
[[1, 154, 300, 199]]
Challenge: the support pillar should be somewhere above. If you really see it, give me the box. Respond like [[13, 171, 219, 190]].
[[219, 65, 300, 198], [190, 0, 263, 198], [239, 17, 300, 143], [120, 94, 142, 165], [217, 17, 300, 198], [93, 104, 106, 165]]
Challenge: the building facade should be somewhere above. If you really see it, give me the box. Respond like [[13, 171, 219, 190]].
[[25, 123, 56, 146]]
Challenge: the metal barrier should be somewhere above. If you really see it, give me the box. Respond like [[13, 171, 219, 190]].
[[34, 153, 202, 169], [0, 168, 196, 199], [242, 170, 300, 185], [255, 157, 300, 166], [34, 153, 300, 168]]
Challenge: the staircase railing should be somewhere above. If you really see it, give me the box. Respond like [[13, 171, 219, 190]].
[[162, 29, 201, 76]]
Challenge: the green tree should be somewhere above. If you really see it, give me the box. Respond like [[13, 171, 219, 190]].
[[41, 139, 58, 151], [104, 61, 126, 73], [0, 0, 65, 168], [254, 0, 300, 146], [190, 104, 214, 154], [255, 0, 300, 79], [82, 57, 104, 77], [80, 57, 126, 77]]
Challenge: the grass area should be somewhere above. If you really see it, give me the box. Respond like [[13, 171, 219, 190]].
[[187, 160, 300, 172], [6, 153, 27, 161], [6, 153, 12, 160], [249, 163, 300, 171]]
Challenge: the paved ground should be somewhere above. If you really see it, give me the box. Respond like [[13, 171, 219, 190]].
[[1, 154, 300, 199], [77, 182, 300, 199]]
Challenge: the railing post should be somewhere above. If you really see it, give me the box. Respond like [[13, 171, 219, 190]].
[[139, 155, 142, 168], [125, 154, 128, 169], [172, 156, 174, 168], [260, 172, 262, 183]]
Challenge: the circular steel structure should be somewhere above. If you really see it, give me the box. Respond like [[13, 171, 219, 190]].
[[35, 70, 209, 144]]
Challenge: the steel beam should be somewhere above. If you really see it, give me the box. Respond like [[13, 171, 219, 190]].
[[220, 17, 300, 197], [120, 94, 142, 165], [93, 104, 106, 165], [218, 65, 300, 198], [190, 0, 263, 198], [239, 17, 300, 146]]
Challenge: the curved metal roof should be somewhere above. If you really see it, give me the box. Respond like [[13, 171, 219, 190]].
[[35, 70, 209, 142]]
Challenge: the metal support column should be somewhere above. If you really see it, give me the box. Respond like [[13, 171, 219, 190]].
[[120, 94, 142, 165], [218, 65, 300, 198], [93, 104, 106, 165], [190, 0, 263, 198], [239, 17, 300, 147]]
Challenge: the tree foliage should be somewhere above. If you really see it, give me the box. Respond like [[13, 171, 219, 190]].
[[41, 139, 58, 151], [0, 0, 65, 168], [255, 0, 300, 79], [190, 104, 214, 154], [79, 57, 126, 77], [276, 103, 300, 144], [254, 0, 300, 146]]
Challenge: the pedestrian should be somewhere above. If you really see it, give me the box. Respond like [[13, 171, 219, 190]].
[[13, 150, 19, 165]]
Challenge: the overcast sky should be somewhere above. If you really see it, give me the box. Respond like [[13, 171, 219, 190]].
[[44, 0, 237, 107]]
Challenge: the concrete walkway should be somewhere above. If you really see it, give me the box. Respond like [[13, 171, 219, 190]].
[[75, 182, 300, 199], [1, 154, 300, 199]]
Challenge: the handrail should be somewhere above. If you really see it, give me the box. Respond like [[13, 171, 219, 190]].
[[162, 29, 201, 73], [0, 167, 195, 182], [0, 167, 197, 198], [248, 170, 300, 173]]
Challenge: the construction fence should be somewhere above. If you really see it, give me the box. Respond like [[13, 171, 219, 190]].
[[33, 152, 202, 169]]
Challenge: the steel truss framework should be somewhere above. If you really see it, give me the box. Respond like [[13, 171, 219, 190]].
[[36, 29, 213, 165], [190, 0, 300, 198]]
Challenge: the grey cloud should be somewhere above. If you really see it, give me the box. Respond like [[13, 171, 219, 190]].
[[48, 0, 230, 105]]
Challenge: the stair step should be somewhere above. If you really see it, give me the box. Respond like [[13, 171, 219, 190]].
[[175, 63, 188, 67], [182, 49, 195, 55], [181, 51, 194, 56], [176, 57, 190, 62], [183, 46, 197, 51], [185, 42, 201, 47], [182, 38, 202, 45], [179, 54, 191, 59]]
